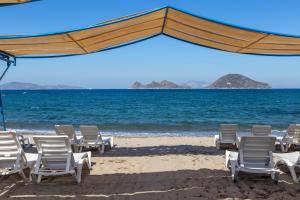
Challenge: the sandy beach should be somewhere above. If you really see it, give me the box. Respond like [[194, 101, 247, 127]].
[[0, 136, 299, 200]]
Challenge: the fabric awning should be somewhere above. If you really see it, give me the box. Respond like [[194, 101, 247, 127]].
[[0, 0, 31, 3], [2, 6, 300, 58]]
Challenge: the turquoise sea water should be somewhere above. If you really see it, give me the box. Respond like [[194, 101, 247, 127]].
[[2, 89, 300, 136]]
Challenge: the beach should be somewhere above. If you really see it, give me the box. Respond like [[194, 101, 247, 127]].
[[0, 136, 299, 200]]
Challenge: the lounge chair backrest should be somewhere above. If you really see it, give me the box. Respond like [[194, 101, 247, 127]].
[[80, 125, 102, 143], [55, 125, 77, 141], [0, 131, 26, 170], [33, 136, 73, 170], [239, 136, 276, 168], [288, 124, 300, 143], [219, 124, 237, 143], [252, 125, 271, 136]]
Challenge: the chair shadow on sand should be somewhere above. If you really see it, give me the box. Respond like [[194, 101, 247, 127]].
[[1, 167, 300, 199], [97, 145, 225, 157], [0, 144, 299, 199]]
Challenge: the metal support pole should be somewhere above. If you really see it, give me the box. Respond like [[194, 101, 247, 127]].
[[0, 63, 11, 131], [0, 90, 6, 131], [0, 52, 15, 131]]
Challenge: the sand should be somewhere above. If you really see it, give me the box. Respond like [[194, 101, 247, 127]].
[[0, 136, 300, 200]]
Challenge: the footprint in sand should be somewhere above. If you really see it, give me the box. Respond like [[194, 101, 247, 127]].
[[108, 160, 126, 163], [115, 160, 126, 163]]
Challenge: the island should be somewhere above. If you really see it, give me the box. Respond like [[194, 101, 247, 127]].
[[131, 80, 192, 89], [0, 82, 84, 90], [207, 74, 271, 89]]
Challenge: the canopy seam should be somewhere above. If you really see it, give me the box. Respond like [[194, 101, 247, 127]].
[[236, 34, 270, 53], [66, 33, 88, 53], [161, 8, 169, 33]]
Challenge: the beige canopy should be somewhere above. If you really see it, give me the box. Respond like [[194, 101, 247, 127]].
[[0, 0, 31, 3], [1, 7, 300, 58]]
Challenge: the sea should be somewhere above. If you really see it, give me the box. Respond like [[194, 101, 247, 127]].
[[1, 89, 300, 136]]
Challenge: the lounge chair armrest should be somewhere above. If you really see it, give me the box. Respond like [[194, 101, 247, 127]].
[[273, 152, 300, 166], [284, 135, 293, 140]]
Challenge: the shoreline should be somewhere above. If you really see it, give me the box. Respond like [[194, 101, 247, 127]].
[[8, 128, 287, 137], [7, 128, 287, 147], [3, 88, 300, 90]]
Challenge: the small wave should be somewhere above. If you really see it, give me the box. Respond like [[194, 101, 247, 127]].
[[9, 128, 56, 135], [30, 106, 40, 110], [11, 128, 216, 137], [9, 128, 287, 137]]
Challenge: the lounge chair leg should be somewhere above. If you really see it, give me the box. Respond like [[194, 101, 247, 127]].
[[19, 170, 29, 182], [284, 143, 290, 152], [27, 170, 32, 182], [31, 174, 37, 183], [216, 140, 220, 150], [37, 174, 42, 184], [87, 152, 92, 169], [288, 166, 299, 183], [233, 171, 238, 183], [99, 144, 105, 154], [76, 164, 83, 184], [230, 161, 238, 182], [280, 141, 285, 152], [284, 144, 288, 152], [225, 150, 230, 168], [271, 172, 278, 184], [110, 137, 114, 148], [280, 140, 290, 152]]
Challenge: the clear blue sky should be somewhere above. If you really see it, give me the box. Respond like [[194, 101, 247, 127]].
[[1, 0, 300, 88]]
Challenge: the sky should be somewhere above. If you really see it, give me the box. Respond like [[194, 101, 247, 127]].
[[1, 0, 300, 88]]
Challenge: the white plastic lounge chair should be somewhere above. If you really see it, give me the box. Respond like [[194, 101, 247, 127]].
[[215, 124, 238, 149], [279, 124, 300, 152], [252, 125, 272, 136], [226, 136, 278, 183], [55, 125, 78, 142], [55, 125, 80, 152], [274, 151, 300, 183], [79, 125, 113, 154], [32, 135, 91, 184], [0, 131, 37, 182]]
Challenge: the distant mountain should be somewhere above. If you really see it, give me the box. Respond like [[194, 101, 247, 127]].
[[131, 80, 191, 89], [182, 80, 208, 89], [0, 82, 84, 90], [207, 74, 271, 89]]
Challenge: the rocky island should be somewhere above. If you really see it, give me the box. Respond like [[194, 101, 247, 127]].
[[207, 74, 271, 89], [131, 80, 191, 89], [131, 75, 270, 89]]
